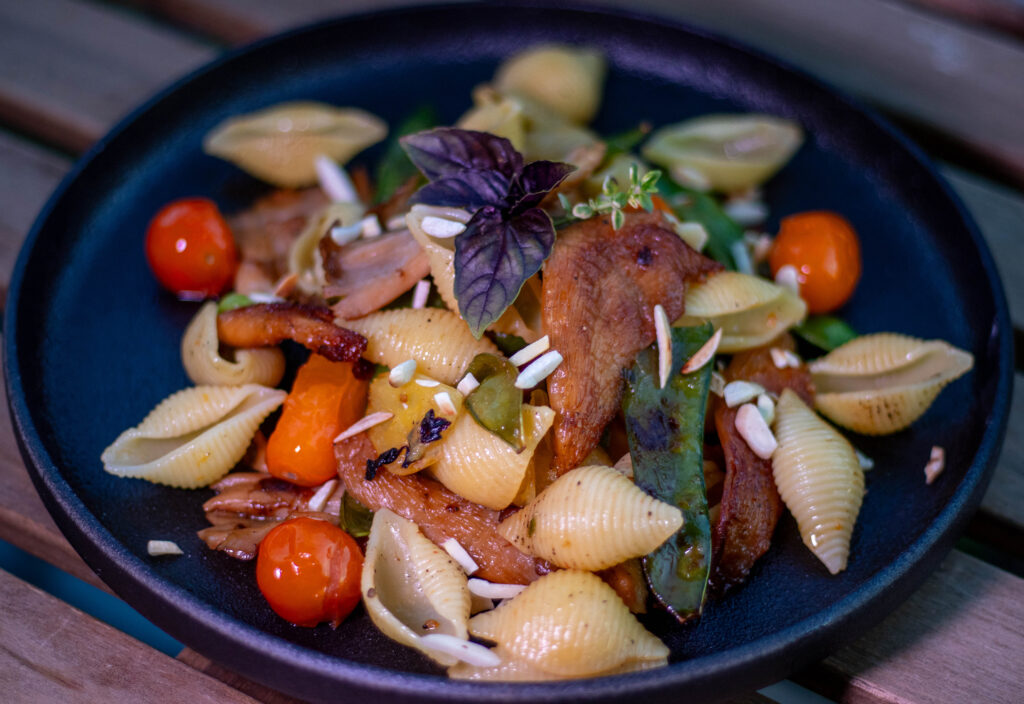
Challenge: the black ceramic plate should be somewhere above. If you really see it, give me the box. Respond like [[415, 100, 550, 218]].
[[4, 3, 1012, 703]]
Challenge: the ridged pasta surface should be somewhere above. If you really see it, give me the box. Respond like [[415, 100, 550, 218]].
[[497, 464, 682, 570], [449, 647, 663, 681], [468, 570, 668, 677], [181, 301, 285, 387], [346, 308, 498, 385], [675, 271, 806, 352], [771, 389, 863, 574], [362, 508, 471, 666], [101, 385, 285, 488], [432, 404, 554, 510]]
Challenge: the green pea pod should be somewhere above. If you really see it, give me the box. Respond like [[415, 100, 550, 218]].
[[464, 353, 524, 451], [793, 314, 858, 351], [658, 178, 743, 270], [374, 104, 437, 203], [622, 323, 714, 622], [216, 292, 253, 313], [340, 492, 374, 538]]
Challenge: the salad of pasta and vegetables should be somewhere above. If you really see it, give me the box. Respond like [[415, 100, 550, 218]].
[[101, 44, 973, 680]]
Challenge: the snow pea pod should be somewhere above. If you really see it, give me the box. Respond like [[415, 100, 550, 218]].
[[622, 323, 715, 622]]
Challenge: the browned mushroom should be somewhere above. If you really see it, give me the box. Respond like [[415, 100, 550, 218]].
[[217, 302, 366, 363]]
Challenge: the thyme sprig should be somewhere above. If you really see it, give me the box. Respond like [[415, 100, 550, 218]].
[[558, 164, 662, 230]]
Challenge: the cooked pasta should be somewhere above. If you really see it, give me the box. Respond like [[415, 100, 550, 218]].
[[181, 301, 285, 386]]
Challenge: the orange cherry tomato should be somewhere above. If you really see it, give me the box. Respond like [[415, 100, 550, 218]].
[[145, 197, 238, 299], [769, 210, 861, 314], [257, 517, 363, 627], [266, 356, 369, 487]]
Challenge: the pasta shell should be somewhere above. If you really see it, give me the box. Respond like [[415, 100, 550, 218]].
[[407, 206, 543, 343], [494, 45, 606, 124], [642, 114, 803, 192], [366, 372, 463, 475], [468, 570, 668, 677], [345, 308, 499, 386], [497, 465, 682, 571], [288, 202, 365, 295], [431, 405, 554, 510], [101, 385, 286, 488], [449, 646, 664, 681], [675, 271, 807, 352], [203, 101, 387, 187], [457, 89, 527, 151], [362, 509, 471, 666], [772, 389, 863, 574], [181, 302, 285, 387], [809, 333, 974, 435]]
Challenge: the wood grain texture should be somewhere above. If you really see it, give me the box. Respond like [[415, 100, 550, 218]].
[[0, 568, 259, 703], [0, 0, 215, 152], [113, 0, 1024, 183], [796, 550, 1024, 703]]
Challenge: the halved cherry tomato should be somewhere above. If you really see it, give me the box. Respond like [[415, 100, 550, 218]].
[[256, 517, 363, 627], [769, 210, 861, 314], [266, 356, 369, 487], [145, 197, 238, 299]]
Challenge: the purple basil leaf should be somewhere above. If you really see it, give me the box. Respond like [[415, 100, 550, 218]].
[[454, 206, 555, 338], [510, 160, 576, 213], [400, 128, 523, 180], [410, 169, 511, 210]]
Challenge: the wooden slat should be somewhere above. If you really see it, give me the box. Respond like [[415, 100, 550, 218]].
[[0, 0, 215, 152], [0, 568, 259, 703], [116, 0, 1024, 185], [796, 550, 1024, 703]]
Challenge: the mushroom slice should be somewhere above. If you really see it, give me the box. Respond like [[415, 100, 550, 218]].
[[809, 333, 974, 435], [543, 211, 721, 475], [467, 570, 668, 678], [675, 271, 807, 353], [203, 102, 386, 187], [772, 389, 863, 574], [498, 465, 682, 571], [101, 385, 286, 488], [642, 114, 803, 192], [217, 302, 366, 363], [362, 508, 471, 666]]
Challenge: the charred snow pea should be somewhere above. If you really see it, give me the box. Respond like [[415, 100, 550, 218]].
[[622, 323, 715, 622], [464, 353, 524, 450]]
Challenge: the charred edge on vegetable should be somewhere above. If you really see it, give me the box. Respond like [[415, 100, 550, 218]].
[[419, 409, 451, 444], [365, 446, 406, 480], [365, 410, 451, 479]]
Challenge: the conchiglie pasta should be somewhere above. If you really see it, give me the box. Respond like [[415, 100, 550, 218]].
[[289, 202, 364, 295], [497, 465, 682, 570], [449, 647, 663, 681], [467, 570, 668, 678], [345, 308, 499, 386], [181, 301, 285, 387], [431, 404, 554, 510], [362, 509, 471, 666], [771, 388, 864, 574], [674, 271, 806, 352], [101, 385, 286, 488]]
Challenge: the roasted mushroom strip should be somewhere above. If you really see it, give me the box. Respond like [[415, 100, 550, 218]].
[[336, 433, 548, 585], [543, 211, 721, 475], [711, 342, 814, 590], [324, 229, 431, 320], [217, 302, 367, 363]]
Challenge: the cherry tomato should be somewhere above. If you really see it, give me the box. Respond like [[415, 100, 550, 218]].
[[256, 517, 363, 627], [769, 210, 861, 314], [145, 197, 238, 299], [266, 356, 369, 487]]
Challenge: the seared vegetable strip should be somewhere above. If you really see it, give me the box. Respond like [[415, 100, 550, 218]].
[[622, 323, 715, 622], [217, 301, 366, 362]]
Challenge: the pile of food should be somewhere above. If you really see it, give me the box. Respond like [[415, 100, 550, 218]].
[[101, 45, 973, 680]]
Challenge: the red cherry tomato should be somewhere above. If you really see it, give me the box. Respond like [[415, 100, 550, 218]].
[[769, 210, 861, 314], [256, 517, 363, 627], [145, 197, 238, 299]]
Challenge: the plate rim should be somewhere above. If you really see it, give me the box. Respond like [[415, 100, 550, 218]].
[[2, 1, 1014, 701]]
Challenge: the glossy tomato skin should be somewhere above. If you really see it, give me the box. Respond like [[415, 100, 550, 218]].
[[145, 197, 238, 299], [256, 517, 363, 627], [769, 210, 861, 314]]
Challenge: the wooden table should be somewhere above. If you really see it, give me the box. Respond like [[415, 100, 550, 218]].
[[1, 1, 1022, 702]]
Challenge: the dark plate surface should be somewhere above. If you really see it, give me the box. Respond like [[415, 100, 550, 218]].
[[3, 2, 1012, 703]]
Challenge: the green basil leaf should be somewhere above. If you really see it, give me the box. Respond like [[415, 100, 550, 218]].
[[374, 105, 436, 203], [658, 178, 743, 269], [794, 315, 858, 351], [464, 353, 524, 451]]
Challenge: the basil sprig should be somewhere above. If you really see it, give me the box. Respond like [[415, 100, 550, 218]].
[[400, 128, 574, 338]]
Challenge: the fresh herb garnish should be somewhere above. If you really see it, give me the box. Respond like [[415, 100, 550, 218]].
[[558, 164, 661, 230], [400, 128, 575, 338], [601, 122, 651, 163], [793, 315, 858, 351], [658, 177, 744, 269], [374, 105, 437, 203]]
